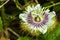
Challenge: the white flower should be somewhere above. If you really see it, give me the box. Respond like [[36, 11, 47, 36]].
[[19, 4, 56, 36]]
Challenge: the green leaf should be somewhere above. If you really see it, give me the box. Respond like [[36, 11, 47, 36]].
[[24, 36, 31, 40], [17, 36, 32, 40], [0, 17, 3, 30], [17, 37, 24, 40]]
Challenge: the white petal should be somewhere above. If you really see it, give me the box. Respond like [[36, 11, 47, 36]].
[[47, 19, 54, 27], [42, 28, 47, 34], [41, 23, 50, 34], [49, 11, 56, 19], [35, 4, 40, 10], [19, 14, 27, 23], [38, 26, 47, 34]]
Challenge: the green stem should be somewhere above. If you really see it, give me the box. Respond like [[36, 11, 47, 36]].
[[0, 0, 9, 8], [13, 0, 22, 10], [0, 17, 3, 30], [45, 2, 60, 9], [13, 0, 34, 10]]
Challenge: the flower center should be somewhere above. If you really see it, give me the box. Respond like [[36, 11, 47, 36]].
[[34, 16, 41, 22], [27, 12, 49, 27]]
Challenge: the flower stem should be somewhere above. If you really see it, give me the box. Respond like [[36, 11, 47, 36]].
[[45, 2, 60, 9], [13, 0, 22, 10], [0, 0, 9, 8]]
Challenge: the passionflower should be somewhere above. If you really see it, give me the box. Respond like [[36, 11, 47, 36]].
[[19, 4, 57, 36]]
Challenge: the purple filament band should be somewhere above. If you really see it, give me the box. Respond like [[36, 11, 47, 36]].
[[27, 12, 48, 28]]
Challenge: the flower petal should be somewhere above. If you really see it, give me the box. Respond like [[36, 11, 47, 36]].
[[47, 20, 54, 27], [35, 4, 40, 9], [38, 26, 47, 34], [49, 11, 56, 19], [19, 14, 27, 23]]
